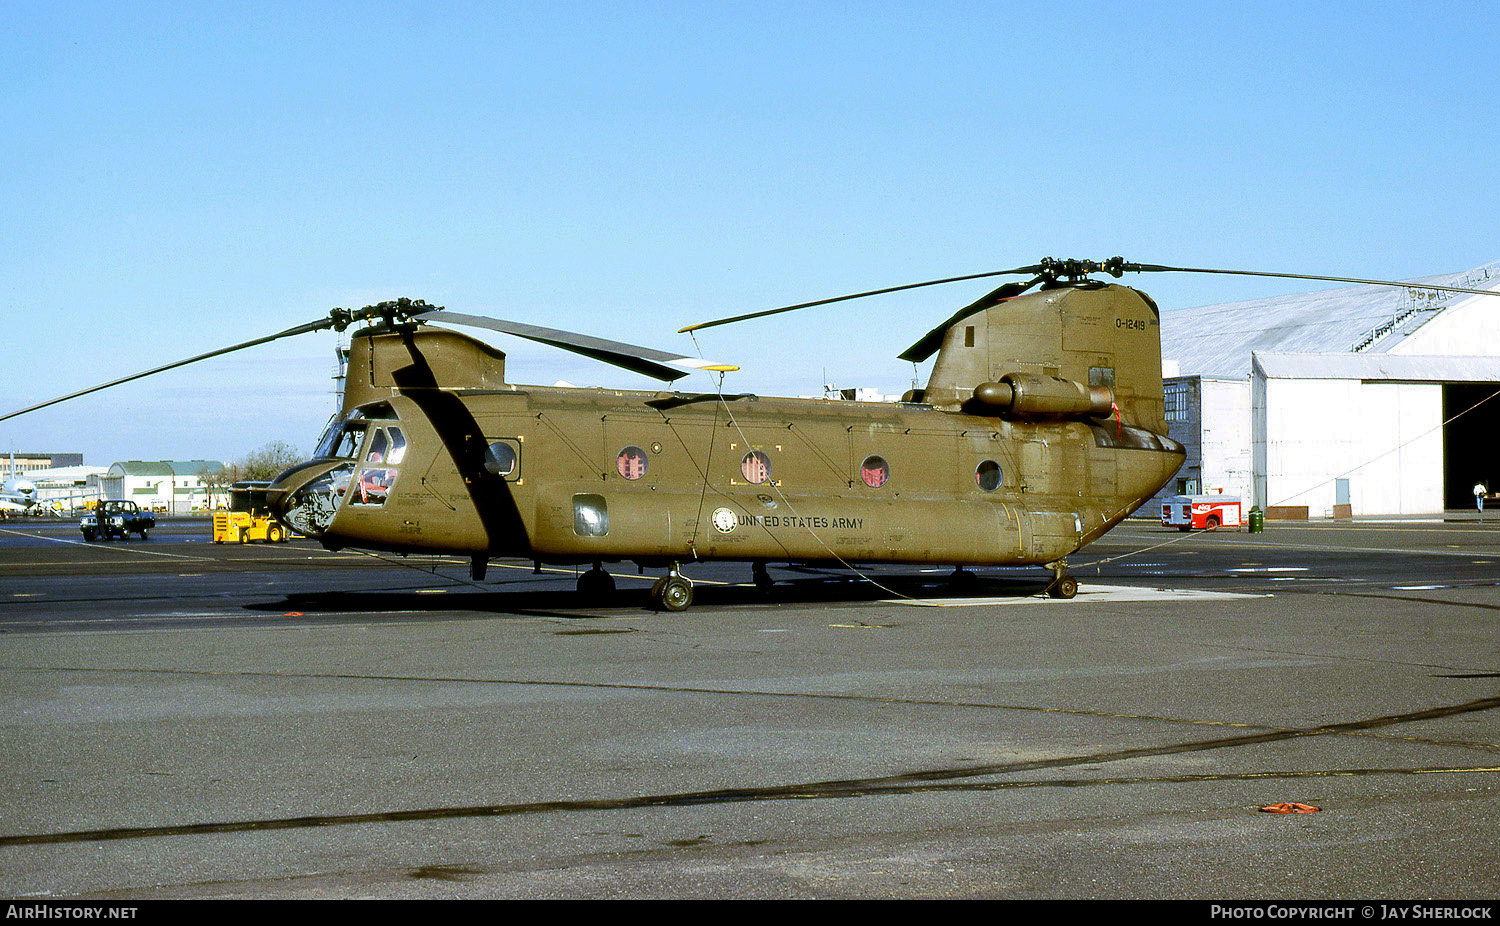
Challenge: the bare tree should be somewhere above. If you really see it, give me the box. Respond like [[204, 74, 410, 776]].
[[225, 441, 305, 484], [195, 463, 233, 510]]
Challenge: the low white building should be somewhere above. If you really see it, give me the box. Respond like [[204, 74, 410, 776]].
[[25, 465, 108, 512], [1162, 375, 1254, 501], [92, 460, 227, 513], [1154, 261, 1500, 517]]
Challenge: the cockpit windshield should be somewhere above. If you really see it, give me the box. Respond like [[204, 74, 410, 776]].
[[313, 403, 399, 460], [314, 416, 366, 459]]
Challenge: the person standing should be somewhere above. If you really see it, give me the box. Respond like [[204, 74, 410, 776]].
[[1476, 481, 1489, 521]]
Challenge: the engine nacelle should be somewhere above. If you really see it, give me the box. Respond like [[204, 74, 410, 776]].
[[971, 372, 1114, 419]]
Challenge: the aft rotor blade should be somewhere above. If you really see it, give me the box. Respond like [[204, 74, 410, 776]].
[[0, 316, 335, 423], [679, 266, 1043, 334], [417, 311, 738, 382], [1121, 263, 1500, 299]]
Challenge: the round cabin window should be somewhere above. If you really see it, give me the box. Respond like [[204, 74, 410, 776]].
[[485, 441, 517, 477], [740, 450, 771, 485], [976, 460, 1002, 491], [616, 446, 648, 480], [860, 455, 890, 488]]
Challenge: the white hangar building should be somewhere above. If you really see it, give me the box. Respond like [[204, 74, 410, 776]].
[[91, 460, 227, 513], [1152, 261, 1500, 517]]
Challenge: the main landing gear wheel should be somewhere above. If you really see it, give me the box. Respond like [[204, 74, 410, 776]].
[[577, 564, 615, 600], [1045, 559, 1078, 600], [651, 566, 694, 612], [949, 566, 979, 591]]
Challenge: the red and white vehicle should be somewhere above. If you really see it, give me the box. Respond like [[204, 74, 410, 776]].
[[1161, 494, 1242, 531]]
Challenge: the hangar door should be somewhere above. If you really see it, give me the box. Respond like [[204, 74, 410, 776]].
[[1443, 383, 1500, 509]]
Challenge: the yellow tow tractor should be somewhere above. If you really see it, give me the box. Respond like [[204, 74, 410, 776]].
[[213, 481, 293, 543]]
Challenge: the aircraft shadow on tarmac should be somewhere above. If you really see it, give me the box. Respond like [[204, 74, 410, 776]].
[[242, 569, 1052, 621]]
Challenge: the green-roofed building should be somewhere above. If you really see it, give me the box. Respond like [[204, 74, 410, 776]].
[[97, 460, 227, 513]]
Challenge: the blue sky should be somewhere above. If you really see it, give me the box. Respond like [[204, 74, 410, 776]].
[[3, 1, 1498, 466]]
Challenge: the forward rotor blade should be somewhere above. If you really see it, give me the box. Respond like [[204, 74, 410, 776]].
[[0, 316, 335, 424], [1121, 263, 1500, 299], [679, 266, 1042, 334], [417, 311, 738, 383], [897, 275, 1046, 363]]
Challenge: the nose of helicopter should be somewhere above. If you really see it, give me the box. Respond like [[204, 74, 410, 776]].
[[267, 459, 353, 538]]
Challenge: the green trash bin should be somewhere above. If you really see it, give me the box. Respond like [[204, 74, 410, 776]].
[[1248, 506, 1265, 534]]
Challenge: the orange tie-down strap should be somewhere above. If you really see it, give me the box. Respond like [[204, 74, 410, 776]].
[[1260, 802, 1321, 814]]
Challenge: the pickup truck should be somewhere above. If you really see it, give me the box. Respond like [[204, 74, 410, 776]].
[[81, 500, 156, 541]]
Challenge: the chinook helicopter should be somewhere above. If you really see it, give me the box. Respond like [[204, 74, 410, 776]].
[[8, 257, 1498, 611]]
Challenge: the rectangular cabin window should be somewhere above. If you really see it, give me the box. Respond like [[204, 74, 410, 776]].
[[573, 494, 608, 537], [964, 326, 975, 347]]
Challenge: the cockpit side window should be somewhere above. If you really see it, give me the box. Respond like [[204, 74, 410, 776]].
[[367, 429, 390, 464], [386, 427, 407, 465]]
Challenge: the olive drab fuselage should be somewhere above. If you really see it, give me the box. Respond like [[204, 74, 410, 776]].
[[271, 281, 1185, 570]]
